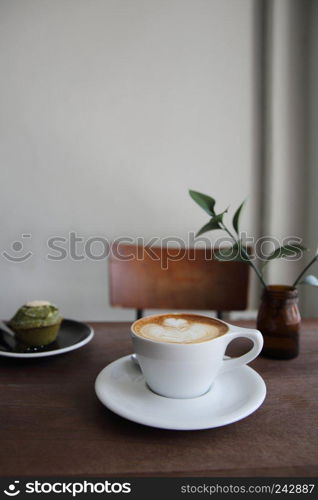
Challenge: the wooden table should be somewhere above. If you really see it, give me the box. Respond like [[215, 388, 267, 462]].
[[1, 320, 317, 477]]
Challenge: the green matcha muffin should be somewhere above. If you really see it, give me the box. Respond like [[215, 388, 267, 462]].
[[9, 300, 63, 346]]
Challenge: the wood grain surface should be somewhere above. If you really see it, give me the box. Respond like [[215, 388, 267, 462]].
[[0, 320, 317, 477], [109, 245, 249, 311]]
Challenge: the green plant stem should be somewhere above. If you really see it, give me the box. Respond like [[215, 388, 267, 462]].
[[292, 254, 318, 287], [222, 224, 267, 288]]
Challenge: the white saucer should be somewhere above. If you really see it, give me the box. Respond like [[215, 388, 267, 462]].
[[95, 355, 266, 430]]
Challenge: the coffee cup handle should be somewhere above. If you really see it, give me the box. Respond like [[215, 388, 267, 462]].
[[219, 327, 263, 373]]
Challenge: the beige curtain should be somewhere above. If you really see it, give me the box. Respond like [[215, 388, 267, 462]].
[[260, 0, 317, 316]]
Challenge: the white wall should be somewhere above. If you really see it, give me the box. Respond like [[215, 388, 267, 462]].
[[0, 0, 259, 320]]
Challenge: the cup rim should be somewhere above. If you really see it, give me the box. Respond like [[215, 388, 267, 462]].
[[130, 312, 230, 346]]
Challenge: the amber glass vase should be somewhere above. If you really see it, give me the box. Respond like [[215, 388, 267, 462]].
[[256, 285, 301, 359]]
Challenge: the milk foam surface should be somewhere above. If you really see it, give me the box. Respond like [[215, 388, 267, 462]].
[[137, 316, 223, 343]]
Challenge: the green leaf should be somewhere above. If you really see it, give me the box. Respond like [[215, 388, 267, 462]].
[[265, 243, 307, 261], [214, 247, 237, 261], [214, 241, 250, 262], [189, 190, 216, 216], [232, 200, 245, 234], [196, 212, 225, 236], [196, 220, 220, 236], [300, 274, 318, 287]]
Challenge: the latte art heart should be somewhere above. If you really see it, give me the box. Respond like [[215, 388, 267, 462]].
[[134, 314, 227, 344], [162, 318, 189, 329]]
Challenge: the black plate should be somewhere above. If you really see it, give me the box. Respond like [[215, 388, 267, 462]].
[[0, 319, 94, 358]]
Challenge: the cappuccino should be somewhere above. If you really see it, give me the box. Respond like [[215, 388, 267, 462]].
[[133, 313, 228, 344]]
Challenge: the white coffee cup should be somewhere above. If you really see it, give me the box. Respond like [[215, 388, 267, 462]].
[[131, 313, 263, 399]]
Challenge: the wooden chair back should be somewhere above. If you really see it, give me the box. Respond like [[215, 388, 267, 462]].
[[109, 244, 250, 319]]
